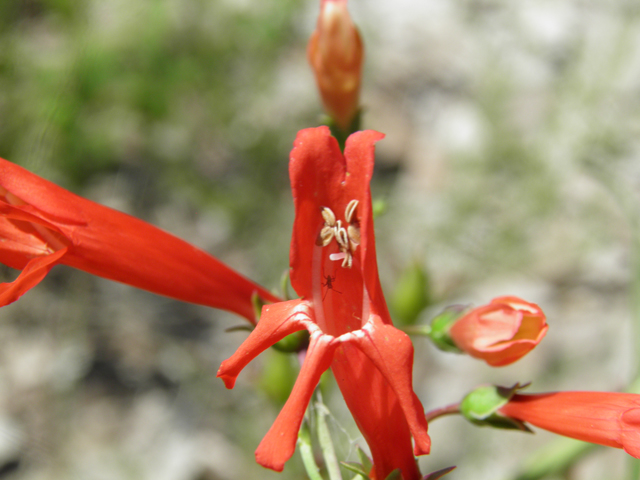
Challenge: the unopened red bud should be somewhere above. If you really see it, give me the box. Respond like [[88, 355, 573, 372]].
[[307, 0, 363, 131], [449, 296, 548, 367]]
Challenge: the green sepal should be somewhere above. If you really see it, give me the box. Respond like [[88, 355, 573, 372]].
[[251, 291, 265, 322], [224, 325, 253, 334], [272, 330, 310, 353], [461, 383, 532, 432], [341, 462, 370, 479], [427, 305, 467, 353], [356, 446, 373, 474], [384, 469, 401, 480], [280, 269, 292, 301], [326, 109, 362, 151], [390, 261, 432, 326], [423, 466, 456, 480]]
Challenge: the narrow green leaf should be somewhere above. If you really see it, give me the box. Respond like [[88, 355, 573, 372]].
[[340, 462, 369, 478], [423, 466, 456, 480]]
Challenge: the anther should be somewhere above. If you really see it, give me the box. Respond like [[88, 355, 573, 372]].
[[345, 200, 359, 224], [321, 207, 336, 227], [319, 225, 335, 247], [347, 224, 360, 252], [336, 226, 349, 250], [342, 252, 353, 268]]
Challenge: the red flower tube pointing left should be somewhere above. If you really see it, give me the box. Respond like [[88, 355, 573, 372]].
[[0, 158, 279, 323]]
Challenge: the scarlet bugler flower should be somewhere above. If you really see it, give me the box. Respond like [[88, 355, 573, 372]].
[[499, 391, 640, 457], [308, 0, 363, 131], [448, 296, 548, 366], [217, 127, 430, 479], [0, 158, 279, 323]]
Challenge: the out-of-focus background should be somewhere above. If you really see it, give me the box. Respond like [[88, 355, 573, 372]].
[[2, 0, 640, 479]]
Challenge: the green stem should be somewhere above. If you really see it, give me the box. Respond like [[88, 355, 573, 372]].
[[424, 403, 460, 423], [299, 420, 324, 480], [315, 391, 343, 480], [399, 325, 432, 336]]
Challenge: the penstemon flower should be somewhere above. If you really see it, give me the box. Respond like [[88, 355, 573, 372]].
[[0, 158, 279, 322], [218, 127, 430, 479]]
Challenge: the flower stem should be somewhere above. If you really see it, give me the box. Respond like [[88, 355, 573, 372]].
[[315, 391, 343, 480], [424, 403, 460, 423], [299, 420, 325, 480], [399, 325, 432, 336]]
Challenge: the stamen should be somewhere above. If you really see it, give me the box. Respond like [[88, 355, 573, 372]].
[[347, 224, 360, 252], [330, 252, 347, 262], [345, 199, 358, 224], [319, 199, 360, 269], [321, 207, 336, 227], [318, 225, 335, 247], [337, 229, 349, 251]]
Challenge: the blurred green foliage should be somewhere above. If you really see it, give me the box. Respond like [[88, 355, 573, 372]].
[[0, 0, 303, 249]]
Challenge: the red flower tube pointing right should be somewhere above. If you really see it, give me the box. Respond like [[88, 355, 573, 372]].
[[499, 392, 640, 457]]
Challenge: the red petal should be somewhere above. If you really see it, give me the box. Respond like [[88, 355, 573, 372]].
[[342, 131, 386, 316], [288, 127, 385, 307], [620, 408, 640, 458], [289, 127, 346, 298], [352, 316, 431, 455], [217, 300, 312, 389], [255, 332, 337, 471], [0, 248, 68, 306]]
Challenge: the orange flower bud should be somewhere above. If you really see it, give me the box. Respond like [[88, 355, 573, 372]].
[[448, 296, 548, 367], [307, 0, 363, 131]]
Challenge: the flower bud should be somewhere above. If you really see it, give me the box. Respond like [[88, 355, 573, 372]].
[[448, 296, 548, 367], [307, 0, 363, 131]]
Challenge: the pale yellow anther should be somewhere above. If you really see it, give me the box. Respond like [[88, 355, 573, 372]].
[[347, 224, 360, 252], [321, 207, 337, 227], [319, 225, 335, 247], [336, 226, 349, 250], [319, 199, 360, 269], [345, 199, 358, 224], [341, 252, 353, 268]]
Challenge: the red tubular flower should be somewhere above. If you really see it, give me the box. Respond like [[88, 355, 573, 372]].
[[499, 392, 640, 457], [308, 0, 363, 131], [218, 127, 430, 479], [0, 158, 279, 323], [448, 296, 548, 366]]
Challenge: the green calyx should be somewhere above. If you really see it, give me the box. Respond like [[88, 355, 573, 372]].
[[427, 305, 467, 353], [272, 330, 310, 353], [461, 383, 531, 432]]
